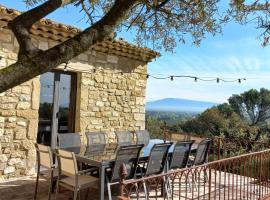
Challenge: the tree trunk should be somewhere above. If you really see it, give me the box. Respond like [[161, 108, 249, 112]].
[[0, 0, 138, 93]]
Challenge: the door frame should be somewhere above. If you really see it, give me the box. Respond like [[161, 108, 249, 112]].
[[39, 70, 77, 149]]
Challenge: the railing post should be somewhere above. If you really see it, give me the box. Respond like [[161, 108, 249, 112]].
[[118, 163, 127, 199], [208, 166, 212, 199], [259, 153, 263, 199], [217, 137, 221, 160]]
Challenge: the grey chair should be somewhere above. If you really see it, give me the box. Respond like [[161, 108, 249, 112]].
[[140, 143, 173, 199], [115, 130, 133, 145], [55, 149, 98, 200], [34, 143, 57, 200], [58, 133, 81, 154], [190, 139, 212, 166], [86, 131, 106, 145], [167, 141, 195, 195], [169, 140, 195, 170], [144, 143, 173, 176], [135, 130, 150, 145], [85, 132, 106, 156], [106, 144, 144, 200], [187, 139, 212, 191]]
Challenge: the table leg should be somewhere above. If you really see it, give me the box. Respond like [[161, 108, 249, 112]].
[[99, 165, 106, 200]]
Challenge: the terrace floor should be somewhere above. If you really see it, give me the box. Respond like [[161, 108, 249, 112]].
[[1, 172, 270, 200]]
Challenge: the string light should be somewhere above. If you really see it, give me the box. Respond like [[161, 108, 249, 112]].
[[0, 55, 248, 84], [64, 62, 68, 72]]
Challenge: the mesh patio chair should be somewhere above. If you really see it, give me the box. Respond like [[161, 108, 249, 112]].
[[135, 130, 150, 146], [190, 138, 212, 166], [139, 142, 173, 199], [58, 133, 81, 154], [167, 141, 194, 195], [106, 144, 144, 200], [187, 139, 212, 191], [85, 132, 106, 145], [34, 143, 57, 200], [115, 130, 133, 145], [55, 149, 98, 200], [169, 140, 195, 170]]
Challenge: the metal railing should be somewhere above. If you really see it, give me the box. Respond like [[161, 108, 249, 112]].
[[211, 137, 270, 160], [117, 149, 270, 200]]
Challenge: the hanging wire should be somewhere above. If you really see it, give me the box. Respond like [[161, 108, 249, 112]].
[[0, 55, 249, 84]]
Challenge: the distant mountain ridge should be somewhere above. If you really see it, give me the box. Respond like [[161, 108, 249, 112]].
[[146, 98, 217, 113]]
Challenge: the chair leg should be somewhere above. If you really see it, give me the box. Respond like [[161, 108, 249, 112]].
[[48, 171, 53, 200], [73, 190, 78, 200], [54, 179, 60, 200], [107, 183, 112, 200], [143, 181, 148, 200], [34, 171, 40, 200]]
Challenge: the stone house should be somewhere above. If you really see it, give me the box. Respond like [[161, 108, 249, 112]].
[[0, 6, 159, 179]]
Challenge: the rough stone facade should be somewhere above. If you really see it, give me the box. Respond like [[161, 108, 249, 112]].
[[0, 27, 149, 179]]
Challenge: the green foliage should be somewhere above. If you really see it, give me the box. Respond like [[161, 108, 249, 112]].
[[228, 88, 270, 126], [181, 88, 270, 141]]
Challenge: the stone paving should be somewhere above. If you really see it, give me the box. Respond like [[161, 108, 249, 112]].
[[1, 173, 270, 200], [0, 176, 101, 200]]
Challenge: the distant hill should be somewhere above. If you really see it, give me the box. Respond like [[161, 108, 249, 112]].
[[146, 98, 217, 113]]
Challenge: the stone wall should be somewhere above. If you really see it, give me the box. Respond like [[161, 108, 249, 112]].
[[0, 28, 148, 179], [79, 54, 147, 143], [0, 29, 40, 180]]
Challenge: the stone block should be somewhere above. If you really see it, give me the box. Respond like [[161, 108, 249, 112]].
[[27, 119, 38, 140], [8, 158, 22, 166], [17, 110, 38, 119], [8, 117, 16, 123], [0, 117, 4, 123], [17, 102, 30, 110], [17, 121, 27, 127], [96, 101, 104, 107], [136, 97, 145, 105], [4, 166, 15, 174], [0, 129, 4, 137], [134, 113, 145, 121], [0, 154, 8, 163], [32, 80, 40, 110], [0, 96, 18, 103], [0, 110, 16, 116], [15, 129, 27, 140], [12, 86, 31, 94]]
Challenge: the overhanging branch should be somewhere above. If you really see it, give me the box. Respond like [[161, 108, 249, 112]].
[[0, 0, 138, 93]]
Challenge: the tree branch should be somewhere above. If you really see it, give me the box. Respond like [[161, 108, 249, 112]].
[[9, 0, 77, 57], [0, 0, 138, 93]]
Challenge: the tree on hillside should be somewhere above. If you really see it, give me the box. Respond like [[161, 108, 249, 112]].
[[228, 88, 270, 126], [0, 0, 270, 92]]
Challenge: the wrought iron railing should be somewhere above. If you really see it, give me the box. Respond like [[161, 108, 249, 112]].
[[210, 137, 270, 160], [117, 149, 270, 200]]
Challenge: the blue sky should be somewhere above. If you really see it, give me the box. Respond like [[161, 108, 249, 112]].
[[2, 1, 270, 103]]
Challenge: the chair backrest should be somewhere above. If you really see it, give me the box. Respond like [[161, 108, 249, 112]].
[[85, 144, 106, 156], [35, 143, 54, 169], [110, 144, 144, 183], [170, 140, 194, 170], [135, 130, 150, 145], [58, 133, 81, 153], [194, 139, 212, 165], [145, 143, 172, 176], [56, 149, 78, 177], [115, 131, 133, 145], [86, 132, 106, 145]]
